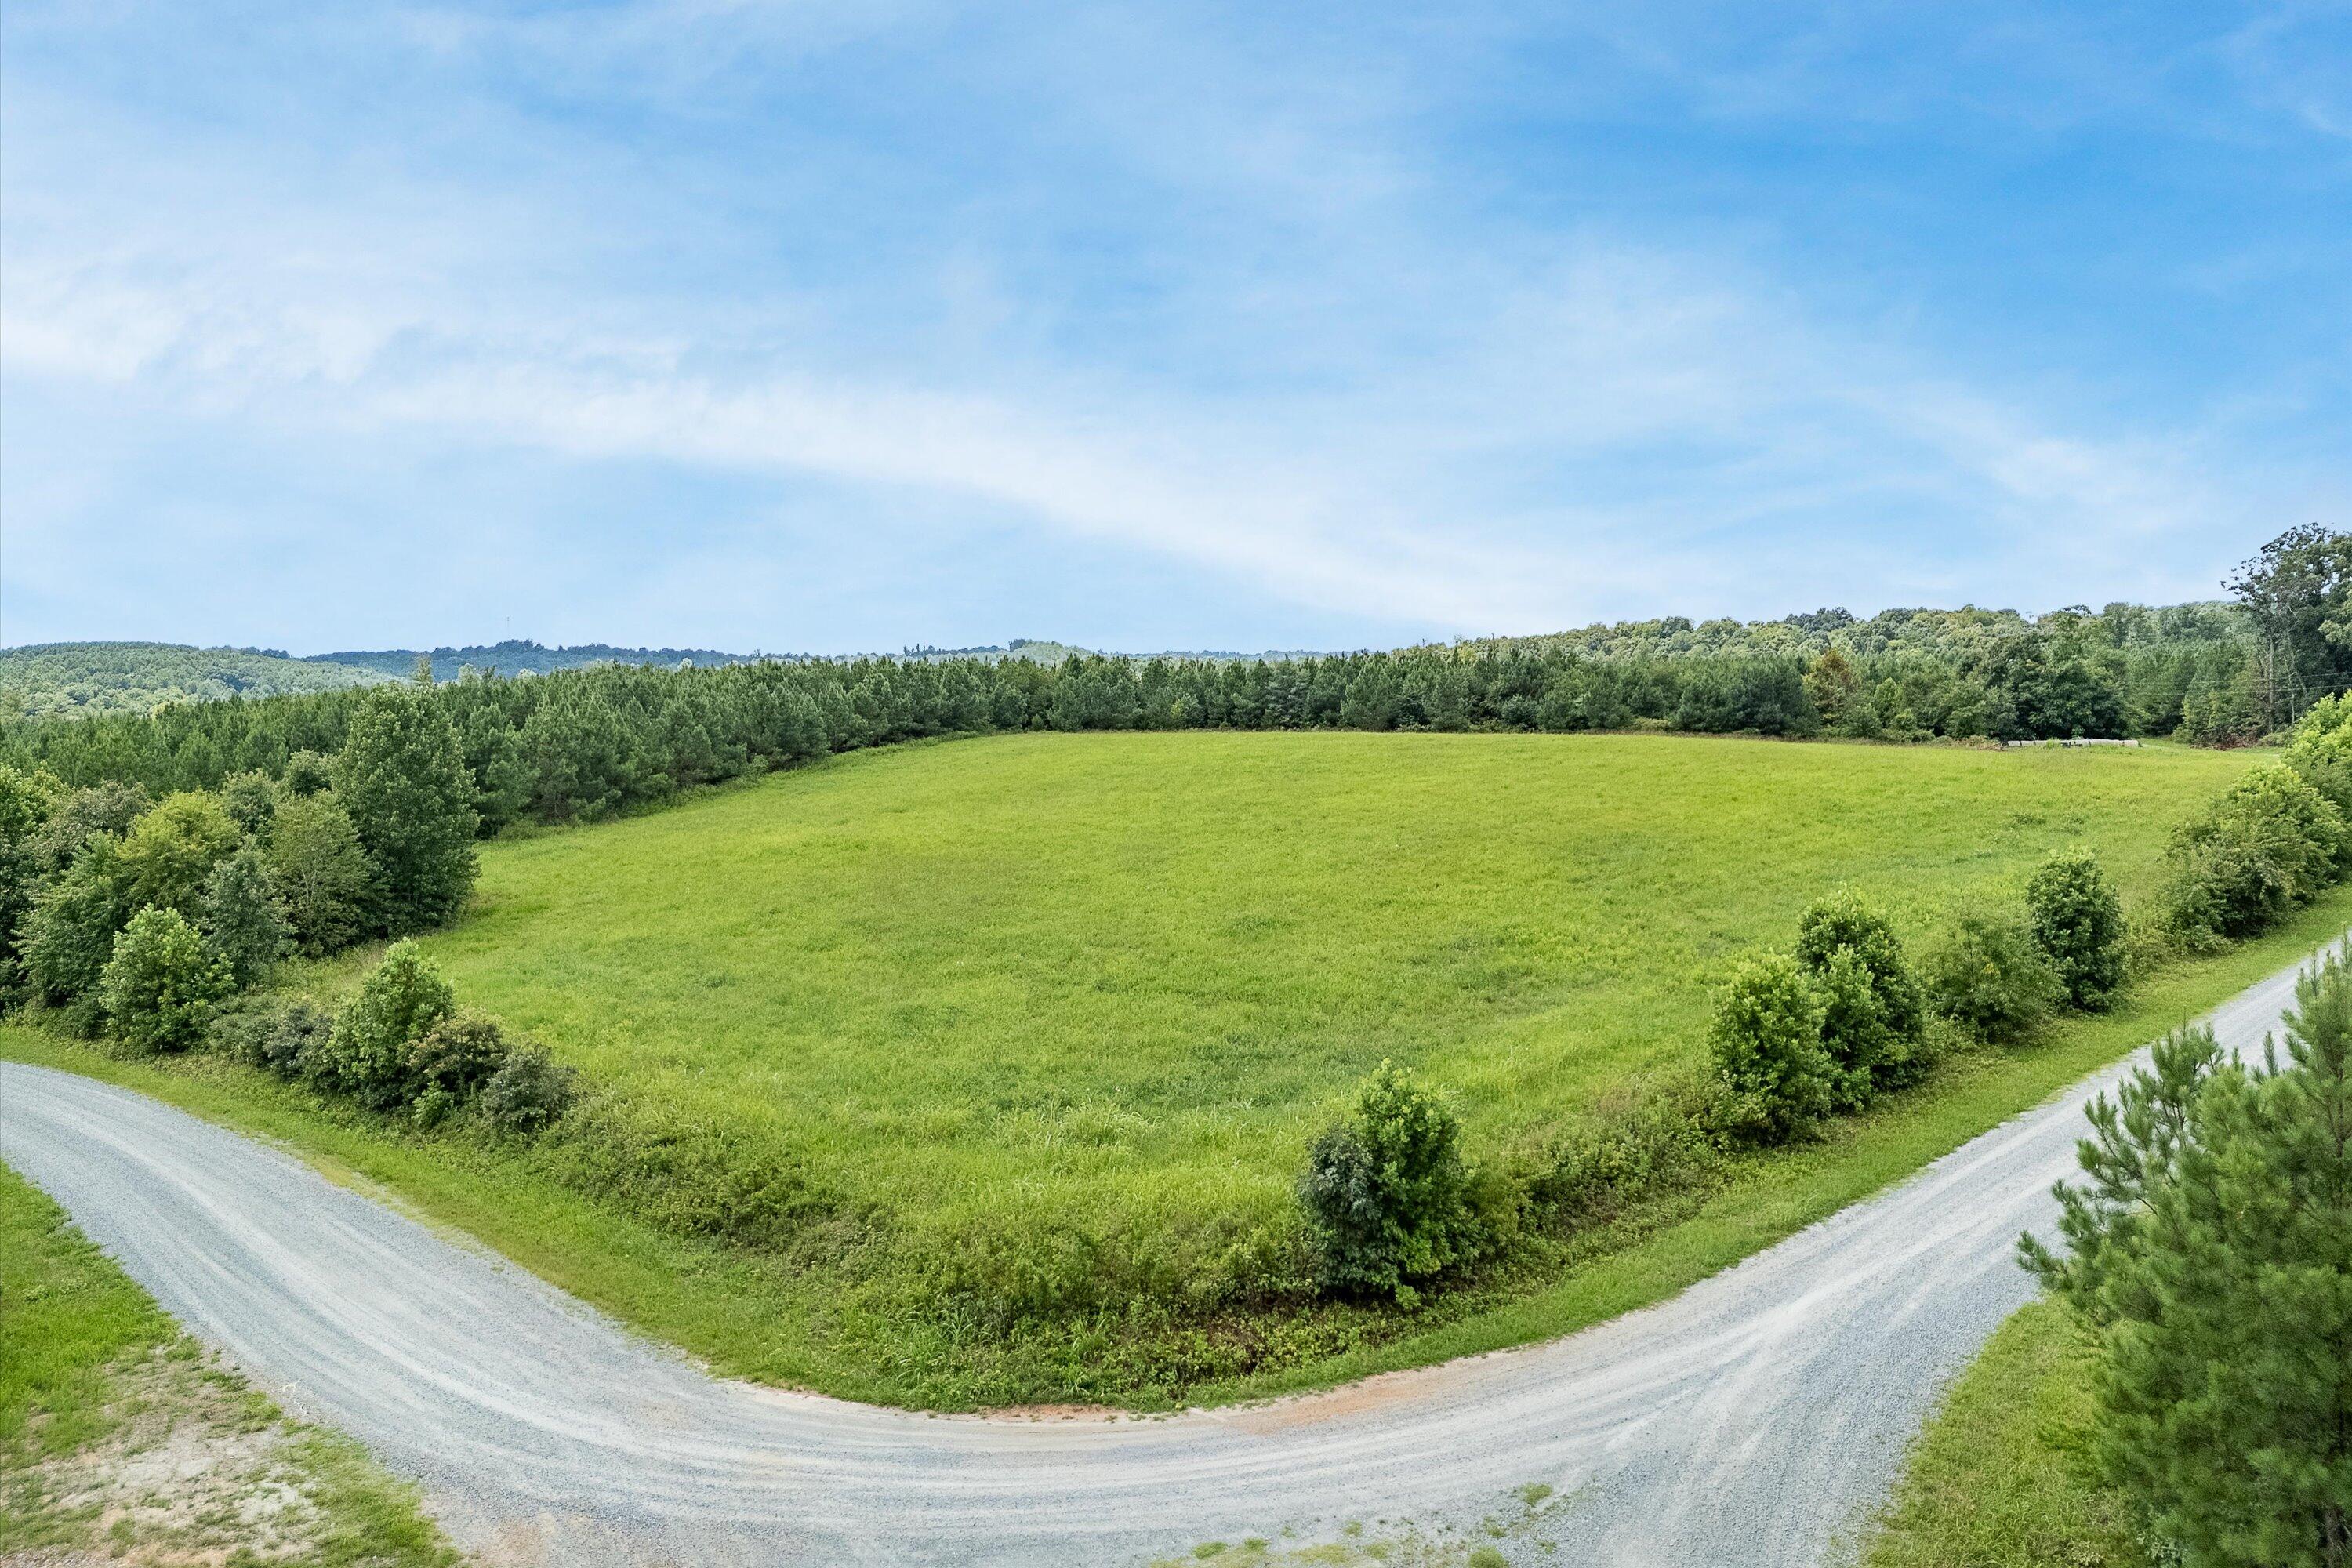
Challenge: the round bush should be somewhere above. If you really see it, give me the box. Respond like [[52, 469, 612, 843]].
[[1299, 1060, 1485, 1305], [2026, 846, 2125, 1009], [1708, 953, 1833, 1142], [1924, 915, 2063, 1043], [99, 906, 233, 1055], [312, 940, 454, 1110], [479, 1044, 579, 1136]]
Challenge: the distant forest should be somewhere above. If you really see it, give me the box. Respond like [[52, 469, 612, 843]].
[[8, 528, 2349, 753]]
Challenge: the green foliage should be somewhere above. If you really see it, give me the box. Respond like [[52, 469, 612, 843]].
[[281, 750, 336, 797], [1300, 1061, 1486, 1305], [1813, 946, 1897, 1108], [2164, 762, 2347, 942], [21, 838, 136, 1032], [1795, 887, 1926, 1082], [2024, 947, 2352, 1566], [1925, 915, 2064, 1043], [313, 941, 455, 1110], [405, 1011, 510, 1127], [478, 1043, 579, 1135], [114, 791, 241, 915], [28, 782, 150, 873], [216, 769, 282, 836], [264, 793, 373, 955], [333, 688, 478, 932], [205, 996, 331, 1078], [198, 844, 289, 989], [1708, 953, 1834, 1141], [97, 906, 232, 1055], [2028, 847, 2127, 1009]]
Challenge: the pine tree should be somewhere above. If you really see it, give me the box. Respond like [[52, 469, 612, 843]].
[[2025, 949, 2352, 1566], [333, 687, 479, 931]]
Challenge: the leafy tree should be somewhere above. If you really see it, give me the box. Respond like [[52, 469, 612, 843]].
[[27, 782, 150, 874], [310, 940, 455, 1110], [1708, 953, 1834, 1142], [280, 749, 336, 797], [2227, 524, 2352, 730], [1300, 1060, 1486, 1305], [21, 837, 137, 1032], [0, 764, 63, 997], [2027, 847, 2126, 1009], [114, 791, 241, 914], [198, 844, 289, 989], [2024, 949, 2352, 1567], [99, 906, 233, 1055], [1803, 648, 1862, 725], [263, 793, 372, 955], [334, 687, 479, 931], [216, 769, 282, 836]]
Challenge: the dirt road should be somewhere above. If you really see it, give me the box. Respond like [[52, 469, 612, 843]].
[[2, 946, 2322, 1565]]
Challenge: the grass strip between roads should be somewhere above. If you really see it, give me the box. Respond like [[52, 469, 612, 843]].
[[0, 1160, 458, 1564], [5, 883, 2347, 1412]]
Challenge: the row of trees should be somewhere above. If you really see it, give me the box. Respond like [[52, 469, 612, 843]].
[[0, 682, 482, 1036], [0, 634, 2244, 833]]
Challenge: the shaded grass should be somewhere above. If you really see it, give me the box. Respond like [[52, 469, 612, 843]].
[[8, 732, 2344, 1408], [0, 1160, 458, 1564], [1864, 1298, 2147, 1568]]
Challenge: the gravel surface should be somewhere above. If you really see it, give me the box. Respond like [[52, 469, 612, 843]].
[[1, 944, 2328, 1567]]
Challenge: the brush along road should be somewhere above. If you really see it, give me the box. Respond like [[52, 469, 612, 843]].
[[2, 945, 2325, 1566]]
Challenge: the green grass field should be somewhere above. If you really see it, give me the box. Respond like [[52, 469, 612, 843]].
[[12, 728, 2328, 1408], [318, 731, 2249, 1251], [0, 1162, 456, 1564]]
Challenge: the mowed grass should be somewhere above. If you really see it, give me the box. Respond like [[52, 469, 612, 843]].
[[337, 731, 2253, 1248]]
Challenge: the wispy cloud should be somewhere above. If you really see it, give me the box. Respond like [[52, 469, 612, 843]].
[[2, 0, 2344, 651]]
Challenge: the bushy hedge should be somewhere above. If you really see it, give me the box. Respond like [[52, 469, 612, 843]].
[[1923, 915, 2063, 1044]]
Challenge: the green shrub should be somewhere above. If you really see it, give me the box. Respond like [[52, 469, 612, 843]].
[[405, 1011, 510, 1127], [2025, 847, 2125, 1010], [1529, 1068, 1730, 1229], [2162, 762, 2347, 941], [1924, 915, 2063, 1043], [1299, 1060, 1486, 1305], [98, 906, 233, 1055], [1794, 887, 1925, 1081], [1708, 953, 1834, 1142], [479, 1044, 579, 1135], [1813, 946, 1897, 1109], [311, 940, 454, 1110]]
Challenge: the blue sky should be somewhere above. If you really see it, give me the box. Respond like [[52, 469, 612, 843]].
[[2, 2, 2347, 655]]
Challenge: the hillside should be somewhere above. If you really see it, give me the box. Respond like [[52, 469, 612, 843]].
[[0, 642, 391, 719], [304, 638, 764, 678], [293, 728, 2257, 1403]]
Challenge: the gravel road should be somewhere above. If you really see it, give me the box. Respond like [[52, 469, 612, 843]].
[[2, 943, 2328, 1567]]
